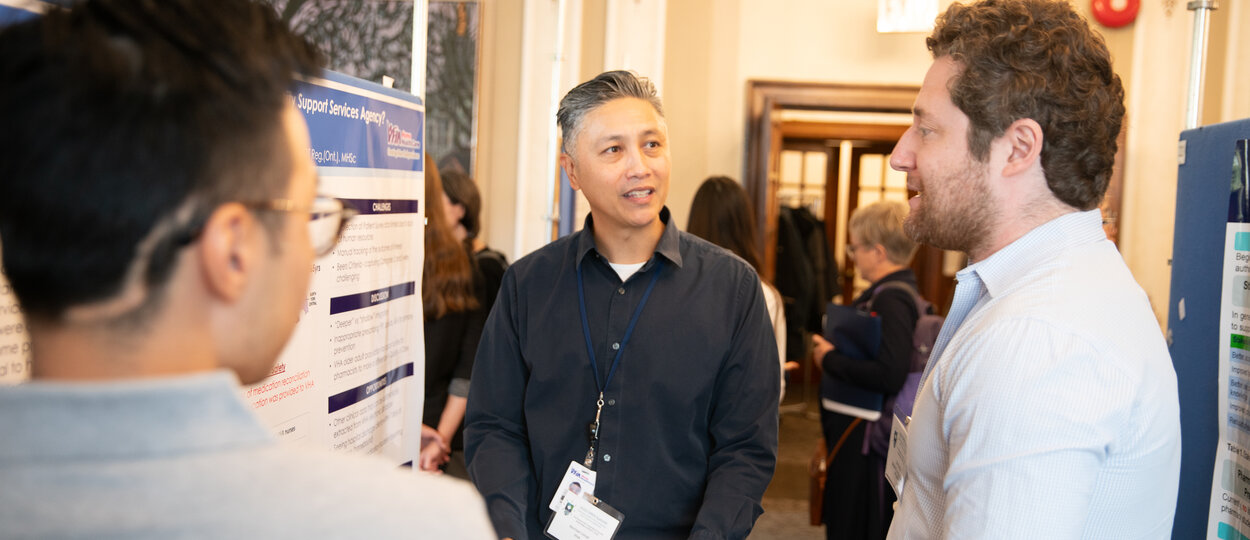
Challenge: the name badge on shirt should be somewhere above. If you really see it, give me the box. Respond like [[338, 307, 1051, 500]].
[[885, 411, 909, 498], [549, 461, 597, 511], [544, 494, 624, 540]]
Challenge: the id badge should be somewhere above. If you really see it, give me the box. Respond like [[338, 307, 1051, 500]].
[[884, 411, 909, 498], [549, 461, 597, 511], [544, 494, 624, 540]]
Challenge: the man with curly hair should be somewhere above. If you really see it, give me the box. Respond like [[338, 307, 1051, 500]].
[[885, 0, 1181, 537]]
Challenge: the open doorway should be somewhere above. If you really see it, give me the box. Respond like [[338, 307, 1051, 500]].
[[744, 80, 959, 415]]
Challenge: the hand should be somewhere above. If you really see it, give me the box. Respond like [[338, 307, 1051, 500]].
[[811, 334, 834, 370], [418, 425, 450, 472]]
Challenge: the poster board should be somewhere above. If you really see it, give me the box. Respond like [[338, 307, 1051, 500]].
[[1168, 118, 1250, 539], [244, 72, 426, 465]]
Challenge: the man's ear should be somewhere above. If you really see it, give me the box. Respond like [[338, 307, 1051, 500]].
[[560, 153, 581, 191], [1000, 118, 1044, 178], [196, 203, 259, 303]]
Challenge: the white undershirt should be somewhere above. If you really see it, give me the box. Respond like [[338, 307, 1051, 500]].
[[607, 261, 646, 282]]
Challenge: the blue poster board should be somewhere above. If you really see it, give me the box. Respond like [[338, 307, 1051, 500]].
[[1169, 118, 1250, 539]]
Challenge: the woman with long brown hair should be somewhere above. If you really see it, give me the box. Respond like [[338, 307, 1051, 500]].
[[418, 160, 483, 477], [687, 176, 789, 400]]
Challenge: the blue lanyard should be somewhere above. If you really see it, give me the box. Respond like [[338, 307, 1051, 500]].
[[576, 258, 664, 394]]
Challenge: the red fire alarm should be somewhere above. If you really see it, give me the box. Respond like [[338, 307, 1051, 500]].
[[1091, 0, 1140, 28]]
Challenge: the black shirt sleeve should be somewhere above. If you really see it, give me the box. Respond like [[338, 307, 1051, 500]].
[[691, 270, 780, 538], [462, 268, 534, 540]]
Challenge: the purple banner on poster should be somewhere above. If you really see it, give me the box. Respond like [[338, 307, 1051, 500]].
[[340, 198, 420, 216], [291, 75, 423, 173], [327, 363, 414, 414], [329, 282, 417, 316]]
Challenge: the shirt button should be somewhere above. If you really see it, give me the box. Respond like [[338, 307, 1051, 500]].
[[603, 454, 612, 462], [607, 399, 616, 406], [617, 287, 625, 295], [611, 342, 620, 350]]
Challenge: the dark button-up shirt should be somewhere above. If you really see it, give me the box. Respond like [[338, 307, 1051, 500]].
[[465, 208, 779, 540]]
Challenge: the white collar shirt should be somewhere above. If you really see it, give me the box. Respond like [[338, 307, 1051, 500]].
[[888, 209, 1182, 539]]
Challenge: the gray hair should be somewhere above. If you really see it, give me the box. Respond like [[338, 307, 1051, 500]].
[[557, 70, 663, 154]]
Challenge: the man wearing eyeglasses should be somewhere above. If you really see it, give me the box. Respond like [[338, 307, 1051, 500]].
[[0, 0, 494, 538]]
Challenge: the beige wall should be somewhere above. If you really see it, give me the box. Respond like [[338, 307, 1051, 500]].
[[476, 0, 522, 261], [1117, 2, 1192, 325], [664, 0, 936, 229]]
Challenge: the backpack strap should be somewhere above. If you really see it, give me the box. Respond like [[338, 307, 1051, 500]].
[[867, 280, 929, 315]]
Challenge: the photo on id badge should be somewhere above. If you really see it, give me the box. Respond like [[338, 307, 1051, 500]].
[[550, 461, 596, 511]]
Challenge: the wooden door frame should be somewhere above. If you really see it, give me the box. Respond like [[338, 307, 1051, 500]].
[[743, 80, 918, 282]]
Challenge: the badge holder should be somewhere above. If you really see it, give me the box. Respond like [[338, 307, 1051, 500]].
[[544, 494, 624, 540], [884, 408, 909, 498]]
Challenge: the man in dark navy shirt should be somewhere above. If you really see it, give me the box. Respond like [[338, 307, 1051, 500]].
[[464, 70, 779, 540]]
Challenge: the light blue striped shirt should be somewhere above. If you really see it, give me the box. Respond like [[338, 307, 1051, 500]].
[[0, 371, 497, 539], [888, 209, 1181, 539]]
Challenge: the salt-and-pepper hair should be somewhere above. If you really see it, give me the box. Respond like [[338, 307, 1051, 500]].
[[556, 70, 663, 155]]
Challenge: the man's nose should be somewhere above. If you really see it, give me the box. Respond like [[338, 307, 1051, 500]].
[[889, 134, 915, 172], [624, 147, 650, 179]]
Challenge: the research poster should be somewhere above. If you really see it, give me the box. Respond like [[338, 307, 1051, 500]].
[[1211, 139, 1250, 540], [242, 72, 426, 466]]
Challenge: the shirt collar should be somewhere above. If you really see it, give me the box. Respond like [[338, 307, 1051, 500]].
[[575, 206, 683, 270], [961, 208, 1107, 298]]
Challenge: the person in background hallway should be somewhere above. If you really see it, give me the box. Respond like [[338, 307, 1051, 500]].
[[810, 200, 919, 540], [0, 1, 494, 537], [885, 1, 1181, 537], [687, 175, 791, 402], [418, 160, 485, 479], [441, 169, 509, 314], [464, 70, 779, 540]]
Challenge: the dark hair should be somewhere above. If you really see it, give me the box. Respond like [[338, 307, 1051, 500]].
[[0, 0, 323, 322], [441, 170, 482, 240], [423, 160, 478, 318], [556, 70, 662, 155], [687, 176, 762, 275], [928, 0, 1124, 210]]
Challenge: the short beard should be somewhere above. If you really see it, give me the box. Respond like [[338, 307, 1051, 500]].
[[903, 159, 997, 257]]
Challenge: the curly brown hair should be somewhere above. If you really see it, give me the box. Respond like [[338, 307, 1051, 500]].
[[927, 0, 1124, 210]]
